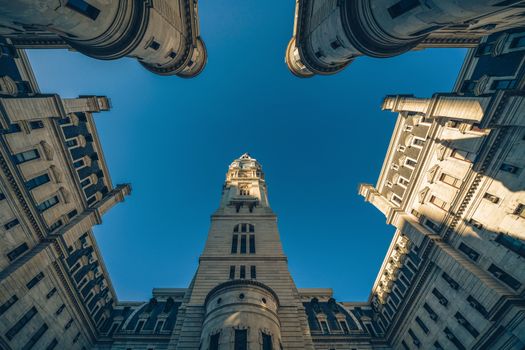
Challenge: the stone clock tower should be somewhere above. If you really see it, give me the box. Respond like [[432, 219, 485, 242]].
[[168, 153, 314, 350]]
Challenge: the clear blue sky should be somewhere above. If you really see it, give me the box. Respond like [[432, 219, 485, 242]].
[[27, 0, 466, 302]]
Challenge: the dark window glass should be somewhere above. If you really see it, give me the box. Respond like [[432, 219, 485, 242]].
[[48, 220, 63, 232], [388, 0, 420, 19], [229, 265, 235, 279], [250, 265, 256, 279], [249, 224, 254, 232], [45, 338, 58, 350], [500, 163, 519, 174], [454, 312, 479, 337], [22, 323, 48, 350], [67, 209, 78, 219], [6, 306, 38, 340], [263, 333, 272, 350], [340, 320, 349, 334], [26, 272, 45, 289], [491, 79, 517, 90], [495, 233, 525, 258], [210, 333, 220, 350], [467, 295, 488, 317], [434, 341, 444, 350], [66, 0, 100, 20], [80, 178, 90, 187], [240, 265, 246, 279], [55, 304, 65, 315], [408, 328, 420, 347], [73, 332, 81, 343], [444, 327, 465, 350], [0, 295, 18, 316], [441, 272, 459, 289], [7, 242, 29, 261], [415, 316, 429, 334], [249, 235, 255, 253], [231, 235, 238, 253], [65, 139, 78, 148], [234, 329, 247, 350], [424, 218, 441, 233], [154, 320, 164, 333], [29, 120, 44, 129], [169, 51, 177, 58], [136, 320, 145, 333], [46, 288, 57, 299], [240, 235, 247, 254], [73, 159, 85, 168], [233, 224, 239, 232], [5, 123, 21, 133], [510, 36, 525, 48], [330, 38, 342, 49], [37, 196, 59, 212], [432, 288, 448, 306], [13, 149, 40, 164], [320, 321, 329, 333], [149, 40, 160, 50], [488, 264, 522, 290], [241, 223, 247, 232], [458, 242, 480, 261], [423, 303, 438, 321], [26, 173, 50, 190], [476, 43, 494, 55], [0, 192, 5, 200], [401, 340, 409, 350]]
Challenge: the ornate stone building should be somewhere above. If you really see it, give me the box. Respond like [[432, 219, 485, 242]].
[[1, 15, 525, 350], [0, 0, 207, 77], [285, 0, 525, 77], [359, 28, 525, 349]]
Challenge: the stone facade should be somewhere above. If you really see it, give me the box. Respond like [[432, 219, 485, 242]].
[[0, 0, 207, 77], [285, 0, 525, 77], [360, 29, 525, 350]]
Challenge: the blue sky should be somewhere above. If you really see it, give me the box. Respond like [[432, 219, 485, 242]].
[[27, 0, 466, 302]]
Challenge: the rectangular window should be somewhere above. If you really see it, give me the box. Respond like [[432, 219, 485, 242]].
[[500, 163, 520, 174], [432, 288, 448, 306], [405, 158, 417, 168], [37, 195, 59, 212], [467, 295, 488, 317], [46, 288, 57, 299], [231, 235, 238, 253], [154, 320, 164, 333], [423, 218, 441, 233], [401, 340, 410, 350], [29, 120, 44, 129], [412, 138, 425, 147], [48, 220, 63, 232], [510, 36, 525, 48], [136, 319, 145, 333], [339, 320, 349, 334], [388, 0, 420, 19], [483, 192, 500, 203], [488, 264, 522, 290], [398, 176, 409, 187], [7, 242, 29, 261], [491, 79, 517, 90], [67, 209, 78, 219], [234, 329, 247, 350], [5, 123, 21, 133], [66, 0, 100, 20], [22, 323, 48, 350], [429, 195, 447, 209], [13, 149, 40, 164], [0, 191, 5, 200], [408, 328, 420, 346], [149, 40, 160, 50], [415, 316, 429, 334], [391, 194, 402, 205], [439, 173, 461, 188], [458, 242, 480, 261], [249, 235, 255, 254], [495, 233, 525, 258], [241, 223, 247, 232], [0, 295, 18, 316], [240, 235, 247, 254], [240, 265, 246, 279], [444, 328, 465, 350], [454, 312, 479, 337], [441, 272, 459, 289], [229, 265, 235, 279], [55, 304, 65, 315], [262, 333, 273, 350], [423, 303, 438, 321], [45, 338, 58, 350], [210, 333, 220, 350], [26, 173, 51, 190], [26, 272, 45, 289], [4, 218, 19, 230], [6, 306, 38, 340], [250, 265, 256, 279], [320, 320, 329, 333]]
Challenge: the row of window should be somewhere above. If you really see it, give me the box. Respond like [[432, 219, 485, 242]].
[[458, 241, 522, 290], [2, 120, 45, 135], [231, 234, 255, 254], [208, 330, 274, 350], [229, 265, 256, 280]]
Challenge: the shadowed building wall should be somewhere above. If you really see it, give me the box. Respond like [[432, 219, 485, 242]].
[[0, 0, 207, 77]]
